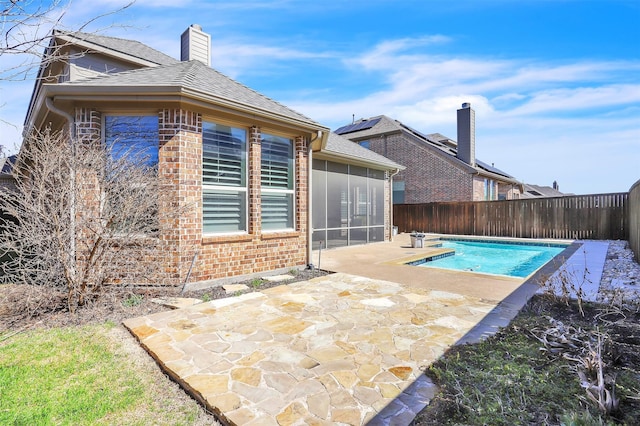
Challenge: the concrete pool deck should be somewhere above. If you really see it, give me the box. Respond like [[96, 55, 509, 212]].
[[124, 234, 608, 425], [314, 233, 529, 302]]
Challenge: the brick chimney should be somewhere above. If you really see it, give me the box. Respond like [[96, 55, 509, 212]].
[[181, 24, 211, 66], [456, 102, 475, 167]]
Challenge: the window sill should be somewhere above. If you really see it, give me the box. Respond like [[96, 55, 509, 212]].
[[202, 233, 254, 244], [261, 230, 300, 240]]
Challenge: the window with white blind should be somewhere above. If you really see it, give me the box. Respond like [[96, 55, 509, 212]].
[[202, 121, 247, 233], [261, 133, 294, 231]]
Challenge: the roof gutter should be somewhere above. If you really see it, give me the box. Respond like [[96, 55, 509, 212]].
[[45, 97, 75, 137], [43, 84, 330, 136], [313, 149, 404, 171]]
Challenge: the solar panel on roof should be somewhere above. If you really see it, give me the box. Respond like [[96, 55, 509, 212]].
[[334, 117, 381, 135], [476, 159, 513, 178]]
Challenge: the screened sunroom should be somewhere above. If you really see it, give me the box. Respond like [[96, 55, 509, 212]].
[[311, 133, 404, 249]]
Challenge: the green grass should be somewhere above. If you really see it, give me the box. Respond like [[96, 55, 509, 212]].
[[424, 325, 587, 425], [415, 297, 640, 425], [250, 278, 264, 288], [0, 323, 204, 425]]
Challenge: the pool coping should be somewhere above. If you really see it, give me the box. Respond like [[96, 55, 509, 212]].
[[455, 239, 592, 344]]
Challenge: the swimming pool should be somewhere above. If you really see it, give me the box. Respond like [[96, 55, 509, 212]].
[[414, 239, 567, 278]]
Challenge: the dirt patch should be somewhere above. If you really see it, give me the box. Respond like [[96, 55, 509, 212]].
[[0, 268, 331, 331]]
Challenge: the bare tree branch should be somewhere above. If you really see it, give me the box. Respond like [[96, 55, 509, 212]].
[[0, 129, 177, 313], [0, 0, 134, 81]]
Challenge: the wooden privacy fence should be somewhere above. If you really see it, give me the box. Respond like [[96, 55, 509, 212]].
[[394, 193, 629, 240]]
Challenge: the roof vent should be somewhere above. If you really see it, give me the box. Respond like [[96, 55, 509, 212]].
[[181, 24, 211, 66]]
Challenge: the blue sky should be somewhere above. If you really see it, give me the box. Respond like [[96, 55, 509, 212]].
[[1, 0, 638, 194]]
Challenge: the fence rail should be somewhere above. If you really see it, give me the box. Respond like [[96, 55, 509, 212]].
[[393, 193, 629, 241]]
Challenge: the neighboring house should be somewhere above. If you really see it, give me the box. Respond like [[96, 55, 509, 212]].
[[0, 155, 16, 191], [23, 25, 402, 286], [335, 103, 523, 204], [521, 182, 567, 199]]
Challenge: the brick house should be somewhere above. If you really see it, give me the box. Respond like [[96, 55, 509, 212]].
[[22, 25, 402, 286], [0, 155, 16, 191], [335, 103, 523, 204]]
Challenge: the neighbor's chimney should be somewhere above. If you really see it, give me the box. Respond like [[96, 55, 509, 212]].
[[181, 24, 211, 66], [456, 102, 475, 167]]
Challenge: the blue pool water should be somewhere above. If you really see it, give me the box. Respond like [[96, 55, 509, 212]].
[[416, 240, 566, 278]]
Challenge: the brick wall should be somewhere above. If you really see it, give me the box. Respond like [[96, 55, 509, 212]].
[[472, 176, 486, 201], [158, 108, 202, 284], [369, 133, 473, 203], [498, 183, 521, 200], [72, 107, 310, 288], [75, 107, 101, 145], [193, 128, 308, 283]]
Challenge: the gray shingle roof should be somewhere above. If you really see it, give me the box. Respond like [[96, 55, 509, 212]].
[[336, 115, 516, 180], [55, 30, 179, 66], [521, 183, 566, 198], [56, 60, 321, 126], [322, 133, 403, 170]]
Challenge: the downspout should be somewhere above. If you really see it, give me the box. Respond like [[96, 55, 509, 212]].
[[46, 97, 75, 137], [307, 130, 322, 268], [389, 168, 400, 238], [45, 97, 77, 284]]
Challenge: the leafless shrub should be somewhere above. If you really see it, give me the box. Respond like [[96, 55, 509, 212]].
[[576, 335, 620, 416], [0, 129, 177, 314], [538, 248, 591, 317], [531, 318, 620, 417]]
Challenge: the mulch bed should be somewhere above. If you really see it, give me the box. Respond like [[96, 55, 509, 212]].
[[0, 268, 331, 332]]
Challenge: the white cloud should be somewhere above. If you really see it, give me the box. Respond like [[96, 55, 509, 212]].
[[505, 84, 640, 116], [290, 36, 639, 194], [210, 41, 335, 79], [348, 35, 451, 71]]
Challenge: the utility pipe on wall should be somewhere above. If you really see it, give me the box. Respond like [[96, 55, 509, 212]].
[[307, 130, 323, 269], [389, 168, 401, 238], [45, 97, 77, 282]]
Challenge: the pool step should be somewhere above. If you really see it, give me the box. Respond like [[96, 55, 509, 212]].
[[424, 240, 443, 248], [405, 248, 455, 266]]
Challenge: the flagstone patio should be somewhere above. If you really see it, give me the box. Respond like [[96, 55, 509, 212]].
[[124, 234, 605, 425], [124, 272, 498, 425]]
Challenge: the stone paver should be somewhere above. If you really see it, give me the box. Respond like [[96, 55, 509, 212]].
[[150, 297, 203, 309], [223, 284, 250, 294], [124, 273, 497, 425], [262, 274, 296, 282]]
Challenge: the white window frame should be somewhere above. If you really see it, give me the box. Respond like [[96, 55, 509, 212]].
[[260, 132, 295, 232], [202, 120, 249, 235]]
